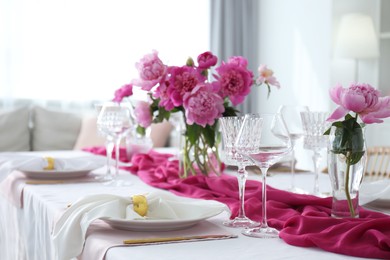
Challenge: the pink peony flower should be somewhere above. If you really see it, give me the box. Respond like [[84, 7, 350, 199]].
[[134, 101, 153, 128], [256, 64, 280, 88], [215, 58, 253, 106], [227, 56, 248, 68], [154, 80, 175, 111], [167, 66, 206, 107], [328, 83, 390, 124], [197, 51, 218, 70], [132, 50, 167, 91], [183, 83, 225, 127], [113, 84, 133, 102]]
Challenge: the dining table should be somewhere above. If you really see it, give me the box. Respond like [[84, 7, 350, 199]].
[[0, 148, 389, 260]]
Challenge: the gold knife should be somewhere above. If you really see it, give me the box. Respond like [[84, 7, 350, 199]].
[[123, 234, 237, 245]]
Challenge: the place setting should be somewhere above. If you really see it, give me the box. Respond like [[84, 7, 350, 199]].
[[52, 190, 235, 260], [0, 154, 106, 207]]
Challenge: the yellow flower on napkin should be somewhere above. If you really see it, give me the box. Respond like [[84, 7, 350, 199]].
[[43, 157, 55, 170], [132, 195, 148, 217]]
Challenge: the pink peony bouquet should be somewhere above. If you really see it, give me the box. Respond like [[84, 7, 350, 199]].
[[113, 50, 279, 176]]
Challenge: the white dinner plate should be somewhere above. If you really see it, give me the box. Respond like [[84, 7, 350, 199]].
[[366, 197, 390, 209], [19, 168, 95, 180], [102, 213, 223, 232], [361, 179, 390, 209]]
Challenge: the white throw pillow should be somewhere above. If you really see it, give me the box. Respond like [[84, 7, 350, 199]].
[[0, 106, 31, 151], [31, 106, 82, 151], [73, 115, 106, 150]]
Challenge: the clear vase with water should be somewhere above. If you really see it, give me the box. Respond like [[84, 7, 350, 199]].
[[327, 126, 366, 218]]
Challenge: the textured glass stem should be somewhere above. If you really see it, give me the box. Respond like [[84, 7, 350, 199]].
[[237, 163, 247, 219], [115, 136, 121, 178], [312, 150, 322, 195], [105, 138, 114, 177], [260, 167, 269, 228], [290, 147, 296, 190]]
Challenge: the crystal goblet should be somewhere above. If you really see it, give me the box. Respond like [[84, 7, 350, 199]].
[[300, 111, 330, 196], [219, 116, 259, 228]]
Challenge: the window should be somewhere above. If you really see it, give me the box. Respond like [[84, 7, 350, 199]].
[[0, 0, 210, 102]]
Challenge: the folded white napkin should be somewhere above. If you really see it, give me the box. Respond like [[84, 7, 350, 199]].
[[0, 154, 105, 182], [52, 190, 229, 260]]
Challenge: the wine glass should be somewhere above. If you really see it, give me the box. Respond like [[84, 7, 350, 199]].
[[97, 101, 135, 186], [95, 103, 115, 182], [300, 111, 330, 197], [278, 105, 309, 194], [219, 116, 259, 228], [235, 113, 292, 238]]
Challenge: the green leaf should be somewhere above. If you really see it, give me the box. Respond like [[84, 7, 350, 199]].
[[222, 101, 239, 117], [344, 114, 354, 120], [348, 151, 365, 165], [202, 125, 216, 147], [186, 124, 201, 145], [330, 120, 365, 166], [323, 128, 331, 135], [154, 106, 170, 123]]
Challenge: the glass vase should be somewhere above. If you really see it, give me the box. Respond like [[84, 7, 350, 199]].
[[177, 120, 222, 178], [327, 126, 367, 218], [179, 131, 222, 177]]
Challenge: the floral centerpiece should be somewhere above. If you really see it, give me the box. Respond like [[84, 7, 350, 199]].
[[325, 83, 390, 217], [113, 50, 280, 178]]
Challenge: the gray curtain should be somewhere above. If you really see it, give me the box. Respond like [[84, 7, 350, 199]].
[[210, 0, 260, 115]]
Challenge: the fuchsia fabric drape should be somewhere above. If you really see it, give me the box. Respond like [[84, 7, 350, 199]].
[[84, 147, 390, 259]]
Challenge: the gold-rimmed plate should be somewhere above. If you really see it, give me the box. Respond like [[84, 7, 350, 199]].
[[19, 168, 97, 180]]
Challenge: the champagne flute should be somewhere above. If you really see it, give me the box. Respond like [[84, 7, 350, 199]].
[[278, 105, 309, 194], [97, 101, 135, 186], [236, 113, 292, 238], [219, 116, 259, 228], [300, 111, 330, 196]]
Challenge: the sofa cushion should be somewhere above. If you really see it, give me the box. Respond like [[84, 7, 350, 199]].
[[0, 106, 31, 151], [31, 106, 82, 151], [73, 115, 106, 150]]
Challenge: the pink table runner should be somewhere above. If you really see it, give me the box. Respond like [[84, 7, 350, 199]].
[[84, 147, 390, 259]]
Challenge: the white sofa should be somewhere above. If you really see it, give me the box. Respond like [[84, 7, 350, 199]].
[[0, 106, 172, 152]]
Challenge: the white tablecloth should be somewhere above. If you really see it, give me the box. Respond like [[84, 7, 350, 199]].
[[0, 151, 366, 260]]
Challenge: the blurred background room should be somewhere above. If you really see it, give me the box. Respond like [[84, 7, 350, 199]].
[[1, 0, 389, 170]]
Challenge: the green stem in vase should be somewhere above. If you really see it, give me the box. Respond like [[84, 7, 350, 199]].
[[182, 138, 195, 177], [344, 152, 355, 218], [194, 141, 206, 174]]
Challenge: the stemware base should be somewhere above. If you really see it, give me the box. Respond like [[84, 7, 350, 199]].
[[95, 172, 114, 182], [223, 217, 259, 228], [287, 186, 309, 195], [242, 225, 279, 238]]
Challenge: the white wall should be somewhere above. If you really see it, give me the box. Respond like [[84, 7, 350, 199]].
[[256, 0, 333, 114], [256, 0, 333, 172]]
